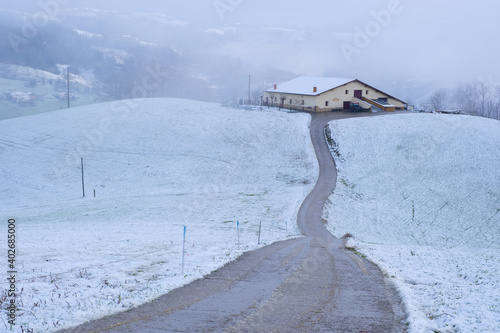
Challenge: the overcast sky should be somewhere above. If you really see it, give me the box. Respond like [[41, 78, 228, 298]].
[[4, 0, 500, 99]]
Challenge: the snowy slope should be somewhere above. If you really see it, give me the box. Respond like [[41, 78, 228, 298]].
[[324, 113, 500, 333], [0, 99, 317, 332]]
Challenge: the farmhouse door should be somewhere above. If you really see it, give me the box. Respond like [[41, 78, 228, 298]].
[[343, 101, 351, 110], [354, 90, 362, 99]]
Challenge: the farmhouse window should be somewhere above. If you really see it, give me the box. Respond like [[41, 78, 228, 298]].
[[325, 101, 329, 107], [366, 90, 369, 95], [345, 90, 349, 94]]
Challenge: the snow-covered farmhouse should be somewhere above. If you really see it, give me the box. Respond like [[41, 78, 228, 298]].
[[264, 76, 407, 112]]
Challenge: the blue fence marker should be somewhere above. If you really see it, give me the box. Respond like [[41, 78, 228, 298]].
[[237, 221, 240, 246]]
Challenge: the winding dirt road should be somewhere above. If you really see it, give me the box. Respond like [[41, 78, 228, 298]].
[[61, 111, 406, 333]]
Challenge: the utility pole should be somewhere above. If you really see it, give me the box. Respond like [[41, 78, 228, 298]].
[[67, 66, 71, 109], [81, 158, 85, 197], [248, 75, 251, 105]]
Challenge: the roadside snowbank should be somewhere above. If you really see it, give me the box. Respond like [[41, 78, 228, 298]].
[[324, 113, 500, 332]]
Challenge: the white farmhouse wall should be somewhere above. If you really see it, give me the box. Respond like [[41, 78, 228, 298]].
[[264, 78, 406, 112]]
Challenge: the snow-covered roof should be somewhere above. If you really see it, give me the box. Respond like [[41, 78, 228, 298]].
[[267, 76, 355, 96]]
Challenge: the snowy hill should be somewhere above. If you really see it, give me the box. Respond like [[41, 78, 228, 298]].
[[3, 97, 498, 333], [0, 99, 317, 331], [325, 114, 500, 332]]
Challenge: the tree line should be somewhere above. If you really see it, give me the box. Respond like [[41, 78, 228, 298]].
[[426, 80, 500, 120]]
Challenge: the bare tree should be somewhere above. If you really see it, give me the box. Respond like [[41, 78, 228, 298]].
[[279, 93, 287, 110], [453, 81, 500, 119], [428, 88, 448, 111], [455, 83, 478, 114], [485, 88, 500, 119], [251, 89, 264, 105], [267, 91, 276, 108], [292, 97, 303, 111], [495, 87, 500, 119], [428, 81, 500, 120], [476, 80, 491, 117]]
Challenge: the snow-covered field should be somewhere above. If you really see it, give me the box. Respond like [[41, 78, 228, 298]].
[[0, 99, 317, 332], [324, 113, 500, 333]]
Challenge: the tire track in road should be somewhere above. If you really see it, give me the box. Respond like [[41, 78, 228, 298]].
[[60, 111, 407, 333]]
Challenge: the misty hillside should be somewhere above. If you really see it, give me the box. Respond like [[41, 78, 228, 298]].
[[2, 5, 497, 121], [0, 8, 302, 119]]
